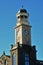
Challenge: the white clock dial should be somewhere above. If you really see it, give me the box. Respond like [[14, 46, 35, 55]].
[[24, 30, 28, 35]]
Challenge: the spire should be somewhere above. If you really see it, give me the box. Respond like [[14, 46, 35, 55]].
[[3, 51, 5, 55]]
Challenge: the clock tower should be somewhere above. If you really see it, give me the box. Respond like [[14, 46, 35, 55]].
[[10, 8, 36, 65], [15, 8, 31, 45]]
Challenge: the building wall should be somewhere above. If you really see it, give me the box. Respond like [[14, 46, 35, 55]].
[[0, 54, 11, 65]]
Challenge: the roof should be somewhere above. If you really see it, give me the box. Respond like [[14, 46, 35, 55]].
[[0, 51, 10, 59], [18, 8, 27, 13]]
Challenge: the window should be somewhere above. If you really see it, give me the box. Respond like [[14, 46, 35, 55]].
[[12, 54, 16, 65], [0, 62, 1, 65], [24, 16, 27, 18], [25, 53, 29, 65], [21, 15, 23, 18], [18, 16, 20, 19], [4, 60, 8, 65]]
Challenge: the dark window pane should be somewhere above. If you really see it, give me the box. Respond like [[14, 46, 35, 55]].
[[21, 15, 23, 18], [25, 16, 27, 18], [18, 16, 20, 18], [25, 53, 29, 65]]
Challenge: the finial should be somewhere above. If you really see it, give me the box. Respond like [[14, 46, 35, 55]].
[[3, 51, 5, 55], [22, 5, 24, 9], [11, 44, 13, 49]]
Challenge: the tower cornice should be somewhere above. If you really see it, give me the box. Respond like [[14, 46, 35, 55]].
[[15, 24, 32, 29]]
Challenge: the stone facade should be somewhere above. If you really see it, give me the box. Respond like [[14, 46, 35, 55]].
[[0, 52, 11, 65]]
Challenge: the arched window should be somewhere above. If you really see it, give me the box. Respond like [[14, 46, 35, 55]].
[[25, 53, 29, 65], [12, 54, 16, 65], [0, 62, 1, 65], [4, 60, 8, 65]]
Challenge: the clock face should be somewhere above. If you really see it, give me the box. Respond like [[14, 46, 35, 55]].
[[24, 30, 29, 35]]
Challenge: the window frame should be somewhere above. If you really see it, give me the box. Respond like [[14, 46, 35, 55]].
[[12, 54, 16, 65], [25, 53, 29, 65]]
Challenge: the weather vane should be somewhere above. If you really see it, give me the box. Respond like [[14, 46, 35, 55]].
[[21, 5, 24, 9], [22, 5, 24, 8], [20, 0, 24, 9]]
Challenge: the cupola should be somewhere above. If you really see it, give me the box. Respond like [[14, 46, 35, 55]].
[[16, 8, 29, 26], [16, 8, 29, 20]]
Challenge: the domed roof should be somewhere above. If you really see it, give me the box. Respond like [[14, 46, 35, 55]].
[[18, 8, 27, 13]]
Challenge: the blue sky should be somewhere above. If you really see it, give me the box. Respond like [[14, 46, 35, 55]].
[[0, 0, 43, 60]]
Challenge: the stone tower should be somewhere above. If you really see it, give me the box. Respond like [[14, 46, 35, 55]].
[[10, 8, 36, 65], [15, 8, 31, 45]]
